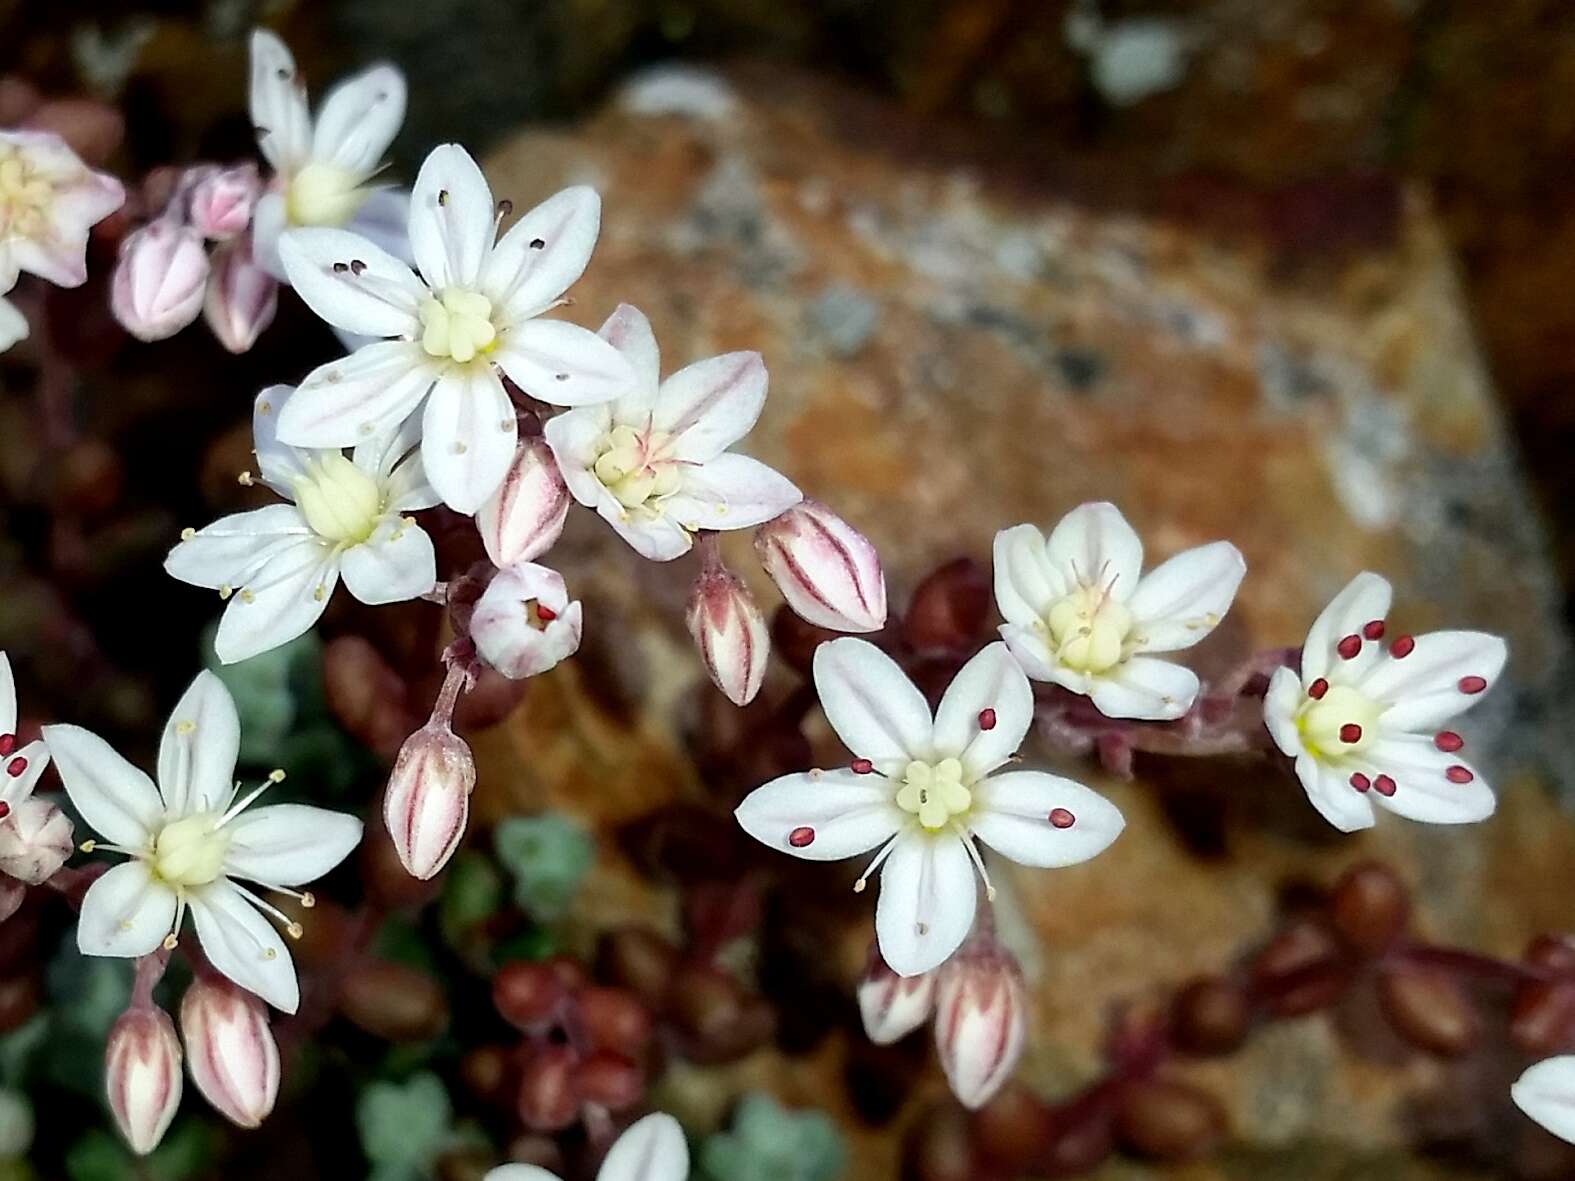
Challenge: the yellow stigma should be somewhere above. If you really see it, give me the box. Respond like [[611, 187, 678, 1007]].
[[285, 161, 368, 228], [592, 425, 682, 511], [1297, 684, 1384, 761], [895, 757, 971, 831], [152, 812, 230, 888], [293, 454, 382, 545], [1044, 584, 1134, 675], [419, 288, 497, 363], [0, 146, 58, 241]]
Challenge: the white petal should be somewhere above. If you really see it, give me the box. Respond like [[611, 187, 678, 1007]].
[[341, 518, 436, 604], [665, 453, 801, 533], [347, 187, 413, 265], [77, 861, 176, 958], [599, 504, 695, 561], [494, 318, 638, 407], [0, 651, 14, 734], [1293, 753, 1376, 832], [157, 671, 240, 817], [932, 643, 1032, 778], [214, 542, 338, 665], [1360, 631, 1508, 732], [1301, 572, 1391, 684], [385, 452, 442, 514], [251, 192, 288, 280], [0, 739, 48, 809], [41, 723, 162, 846], [249, 30, 311, 172], [654, 351, 766, 462], [1263, 666, 1305, 757], [350, 409, 424, 479], [970, 770, 1125, 867], [875, 831, 977, 977], [275, 340, 436, 449], [1086, 657, 1199, 721], [189, 880, 300, 1013], [734, 770, 903, 861], [484, 186, 601, 323], [1044, 503, 1143, 602], [1363, 733, 1495, 825], [485, 1170, 559, 1181], [542, 404, 614, 509], [311, 64, 406, 177], [165, 505, 315, 591], [813, 639, 932, 770], [992, 524, 1063, 627], [0, 293, 27, 353], [1513, 1057, 1575, 1144], [596, 303, 661, 398], [420, 367, 517, 514], [222, 804, 362, 887], [251, 385, 311, 496], [277, 228, 425, 339], [596, 1112, 690, 1181], [1127, 541, 1246, 653], [997, 622, 1061, 683], [409, 144, 494, 291]]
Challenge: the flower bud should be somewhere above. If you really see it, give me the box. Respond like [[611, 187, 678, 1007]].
[[571, 1049, 642, 1109], [1376, 965, 1479, 1057], [493, 961, 568, 1032], [1512, 981, 1575, 1054], [1328, 861, 1410, 955], [933, 943, 1026, 1110], [383, 723, 475, 880], [754, 500, 886, 633], [1170, 975, 1251, 1056], [857, 952, 936, 1045], [105, 1007, 182, 1155], [1115, 1079, 1227, 1162], [686, 566, 770, 706], [188, 163, 259, 240], [472, 564, 583, 680], [477, 438, 570, 568], [517, 1045, 579, 1132], [203, 238, 277, 354], [179, 975, 279, 1128], [1249, 921, 1350, 1016], [0, 798, 73, 884], [902, 558, 991, 655], [337, 961, 449, 1042], [110, 219, 209, 342]]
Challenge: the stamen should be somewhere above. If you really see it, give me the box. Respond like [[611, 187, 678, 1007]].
[[851, 758, 874, 775], [1338, 723, 1363, 743], [1307, 678, 1329, 699], [854, 835, 900, 893], [6, 757, 26, 777], [1349, 772, 1371, 792], [1434, 731, 1463, 752], [788, 826, 816, 848], [1391, 635, 1415, 658], [953, 826, 996, 901], [1373, 774, 1397, 796], [1458, 675, 1487, 694], [977, 708, 997, 731], [229, 881, 303, 935], [1336, 634, 1362, 660], [1049, 807, 1076, 828], [1362, 620, 1386, 640], [1445, 765, 1474, 784], [0, 734, 13, 757]]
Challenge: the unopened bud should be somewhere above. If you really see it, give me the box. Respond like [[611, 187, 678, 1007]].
[[572, 1049, 642, 1110], [1511, 981, 1575, 1055], [1171, 975, 1251, 1056], [110, 219, 209, 342], [179, 975, 279, 1128], [472, 564, 583, 680], [902, 558, 991, 655], [1115, 1079, 1227, 1162], [477, 438, 570, 568], [493, 961, 567, 1032], [0, 798, 73, 884], [857, 951, 936, 1045], [106, 1007, 182, 1155], [686, 566, 770, 706], [1328, 862, 1410, 955], [1249, 921, 1350, 1016], [203, 238, 277, 353], [754, 500, 886, 633], [517, 1045, 578, 1132], [933, 942, 1026, 1110], [1376, 965, 1479, 1057], [338, 961, 449, 1042], [383, 723, 475, 880], [188, 163, 259, 240], [576, 986, 652, 1056]]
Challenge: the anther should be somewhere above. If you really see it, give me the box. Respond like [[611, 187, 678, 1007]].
[[1349, 772, 1371, 792], [1445, 765, 1475, 784], [1339, 723, 1363, 744], [1391, 635, 1415, 658], [268, 769, 287, 783], [6, 757, 26, 777], [0, 734, 14, 757], [788, 826, 815, 848], [1374, 774, 1397, 796], [332, 262, 349, 273], [0, 802, 9, 820], [851, 758, 873, 775], [301, 892, 316, 908], [238, 471, 254, 486], [162, 934, 179, 950], [350, 259, 366, 275], [529, 237, 545, 249], [1337, 634, 1362, 660], [80, 840, 96, 852], [179, 528, 195, 541], [1049, 808, 1076, 829], [536, 603, 558, 622], [1434, 731, 1463, 752], [1362, 620, 1385, 640], [1307, 678, 1329, 700], [1458, 675, 1487, 694], [175, 720, 195, 735], [978, 708, 997, 731], [286, 922, 304, 940], [437, 189, 448, 206], [497, 199, 514, 216]]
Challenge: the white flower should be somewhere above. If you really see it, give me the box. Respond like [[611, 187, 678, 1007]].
[[0, 287, 25, 353], [735, 639, 1124, 976], [0, 129, 124, 290], [276, 144, 636, 513], [43, 671, 363, 1012], [545, 303, 801, 560], [485, 1111, 688, 1181], [0, 651, 50, 815], [471, 563, 584, 680], [165, 385, 439, 664], [1264, 571, 1504, 832], [993, 503, 1245, 720], [1513, 1056, 1575, 1144], [248, 29, 409, 277]]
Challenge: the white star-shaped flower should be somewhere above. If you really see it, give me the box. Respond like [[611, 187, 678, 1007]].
[[1514, 1056, 1575, 1145], [247, 29, 409, 278], [44, 672, 363, 1012], [485, 1112, 688, 1181], [735, 639, 1124, 976], [993, 502, 1245, 720], [545, 304, 801, 560], [166, 384, 439, 664], [1264, 571, 1505, 832], [275, 143, 636, 514], [0, 652, 51, 816]]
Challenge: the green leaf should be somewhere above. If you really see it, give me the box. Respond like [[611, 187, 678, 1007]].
[[355, 1072, 454, 1170], [439, 851, 504, 946], [64, 1130, 131, 1181], [204, 626, 318, 765], [493, 814, 593, 922], [700, 1093, 845, 1181]]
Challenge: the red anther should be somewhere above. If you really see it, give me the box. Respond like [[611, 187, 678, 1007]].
[[0, 801, 9, 819], [5, 757, 24, 778], [1049, 808, 1076, 829], [0, 734, 14, 757], [851, 758, 873, 775], [1363, 620, 1386, 640], [535, 603, 558, 622], [1445, 765, 1474, 784], [977, 708, 997, 731], [1308, 678, 1329, 700], [1374, 774, 1397, 796], [1434, 731, 1463, 752], [1337, 634, 1363, 660], [1391, 635, 1415, 658], [1458, 675, 1487, 694], [788, 826, 816, 848], [1339, 723, 1363, 744], [1349, 772, 1371, 792]]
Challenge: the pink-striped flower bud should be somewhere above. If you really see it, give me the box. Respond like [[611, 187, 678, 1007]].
[[180, 975, 279, 1128], [686, 566, 770, 706], [754, 500, 886, 633], [857, 950, 936, 1045], [105, 1007, 182, 1155], [188, 163, 260, 241], [933, 941, 1027, 1110], [0, 797, 73, 884], [383, 722, 476, 880], [111, 218, 209, 342], [472, 563, 583, 680], [203, 238, 277, 354], [477, 438, 571, 568]]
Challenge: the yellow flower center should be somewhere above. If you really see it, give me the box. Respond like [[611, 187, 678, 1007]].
[[0, 148, 57, 241], [592, 425, 682, 512], [293, 454, 382, 545], [418, 288, 498, 364], [152, 812, 230, 888], [1044, 583, 1134, 675], [285, 161, 368, 228], [1297, 684, 1384, 761], [895, 758, 972, 831]]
